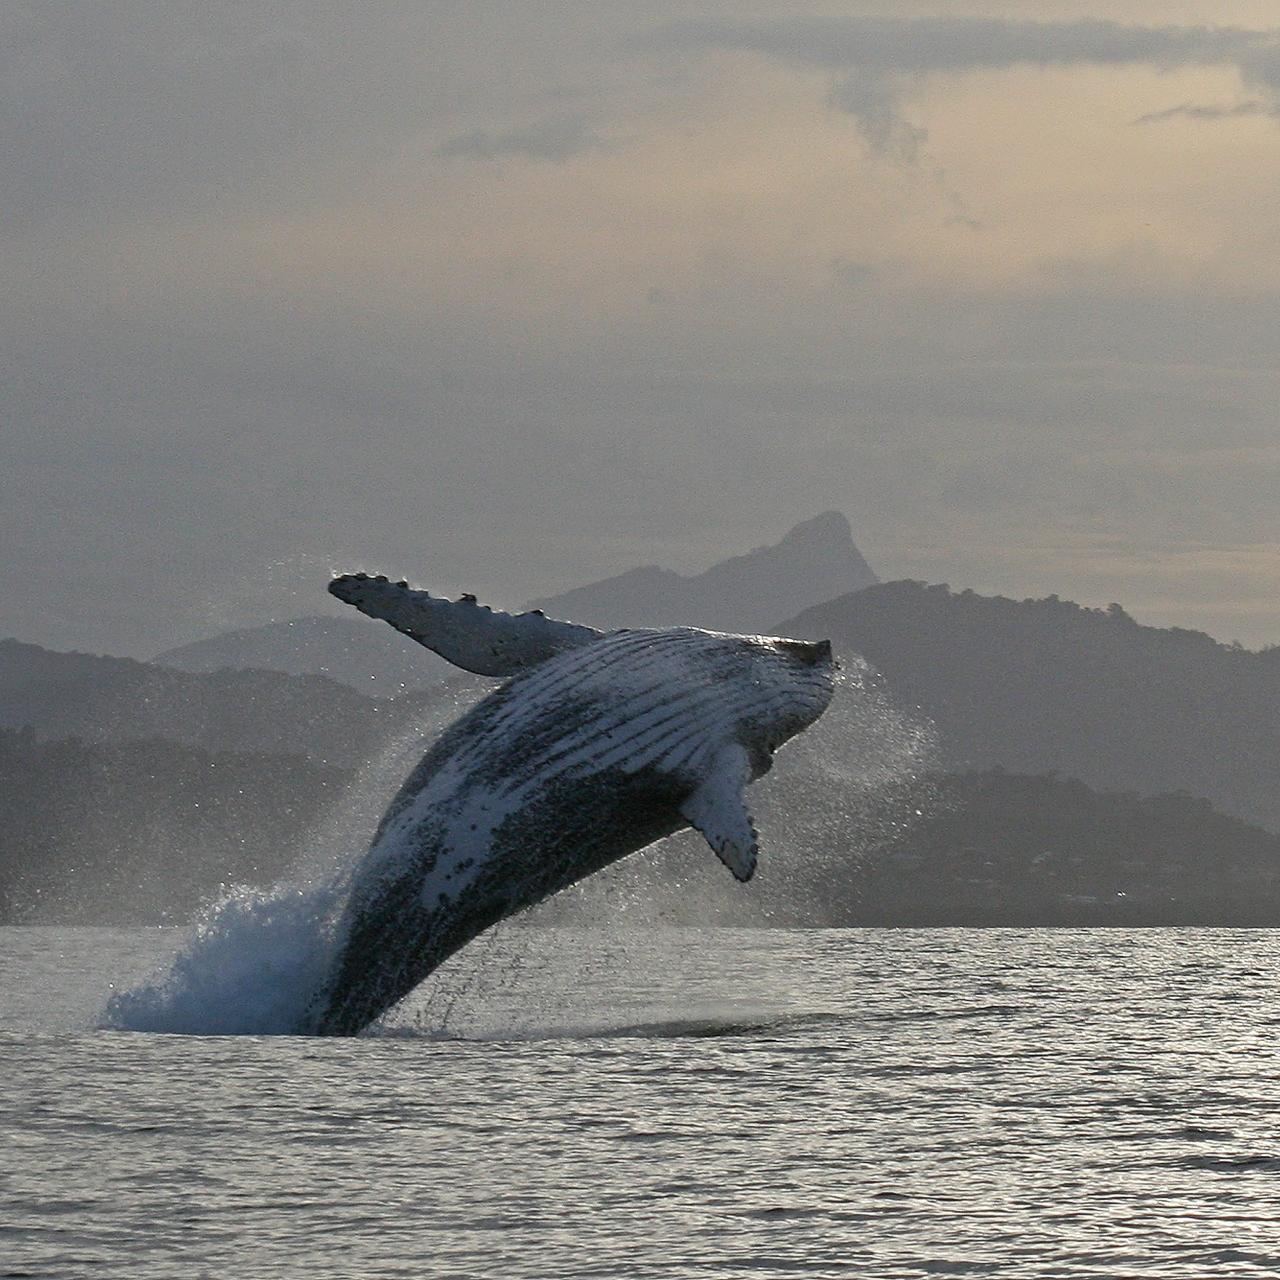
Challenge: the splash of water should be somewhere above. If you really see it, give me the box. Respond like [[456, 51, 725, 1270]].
[[102, 678, 492, 1036], [103, 879, 345, 1034], [767, 655, 939, 880]]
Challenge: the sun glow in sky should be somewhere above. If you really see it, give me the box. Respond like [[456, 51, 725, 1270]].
[[5, 2, 1280, 652]]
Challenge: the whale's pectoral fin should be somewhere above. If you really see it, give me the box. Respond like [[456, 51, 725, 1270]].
[[679, 743, 758, 882], [329, 574, 603, 677]]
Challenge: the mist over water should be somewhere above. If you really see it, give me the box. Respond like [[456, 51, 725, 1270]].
[[762, 656, 937, 881]]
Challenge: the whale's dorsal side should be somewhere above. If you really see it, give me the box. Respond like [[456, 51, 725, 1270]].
[[329, 573, 603, 676], [679, 741, 759, 882]]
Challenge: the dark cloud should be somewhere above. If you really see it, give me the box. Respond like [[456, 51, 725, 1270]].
[[1132, 100, 1277, 124], [1236, 41, 1280, 94], [830, 259, 877, 289], [639, 16, 1279, 166], [637, 16, 1271, 76], [0, 2, 614, 223], [439, 115, 616, 162], [827, 72, 928, 164]]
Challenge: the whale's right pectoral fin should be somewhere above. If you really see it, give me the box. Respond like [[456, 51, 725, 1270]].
[[329, 574, 603, 677], [680, 743, 758, 883]]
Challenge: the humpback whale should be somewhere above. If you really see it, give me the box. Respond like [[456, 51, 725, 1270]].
[[305, 573, 835, 1036]]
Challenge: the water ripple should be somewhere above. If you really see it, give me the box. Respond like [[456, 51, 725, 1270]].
[[5, 925, 1280, 1278]]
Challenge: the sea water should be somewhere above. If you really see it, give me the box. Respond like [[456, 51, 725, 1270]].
[[4, 924, 1280, 1278]]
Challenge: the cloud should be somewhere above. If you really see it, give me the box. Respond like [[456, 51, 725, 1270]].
[[439, 114, 616, 163], [830, 258, 876, 289], [639, 16, 1279, 167], [0, 4, 621, 223], [827, 72, 928, 164], [9, 6, 1280, 653], [1132, 100, 1277, 124], [637, 16, 1270, 76], [1237, 41, 1280, 94]]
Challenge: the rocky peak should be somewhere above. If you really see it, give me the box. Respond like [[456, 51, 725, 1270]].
[[529, 513, 877, 634]]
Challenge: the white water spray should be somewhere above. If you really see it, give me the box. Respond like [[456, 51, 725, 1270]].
[[102, 679, 491, 1035]]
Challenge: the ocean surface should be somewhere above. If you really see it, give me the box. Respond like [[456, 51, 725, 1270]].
[[3, 924, 1280, 1279]]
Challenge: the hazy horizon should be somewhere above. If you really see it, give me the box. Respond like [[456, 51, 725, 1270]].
[[6, 2, 1280, 656]]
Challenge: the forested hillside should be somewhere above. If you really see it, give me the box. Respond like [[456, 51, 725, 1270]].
[[0, 638, 447, 768], [783, 582, 1280, 830], [0, 726, 349, 924]]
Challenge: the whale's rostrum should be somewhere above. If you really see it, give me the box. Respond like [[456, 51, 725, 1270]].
[[306, 575, 836, 1036]]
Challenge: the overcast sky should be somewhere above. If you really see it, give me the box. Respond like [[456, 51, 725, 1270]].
[[5, 1, 1280, 655]]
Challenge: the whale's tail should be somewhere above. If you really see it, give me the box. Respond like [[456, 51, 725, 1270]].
[[329, 574, 602, 676]]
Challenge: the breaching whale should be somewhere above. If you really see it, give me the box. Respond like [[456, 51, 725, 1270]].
[[304, 573, 836, 1036]]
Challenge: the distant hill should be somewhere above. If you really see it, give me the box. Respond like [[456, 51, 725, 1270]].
[[16, 558, 1280, 926], [529, 511, 877, 633], [151, 513, 878, 687], [0, 726, 351, 924], [0, 638, 432, 768], [548, 768, 1280, 928], [155, 616, 452, 693], [144, 514, 873, 687], [7, 703, 1279, 928], [789, 770, 1280, 927], [781, 581, 1280, 830]]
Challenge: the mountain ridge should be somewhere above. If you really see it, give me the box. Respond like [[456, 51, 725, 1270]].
[[0, 636, 422, 768], [779, 580, 1280, 830], [529, 511, 877, 633], [153, 513, 878, 688], [8, 573, 1280, 923]]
